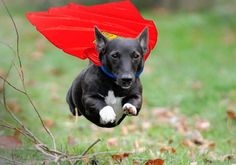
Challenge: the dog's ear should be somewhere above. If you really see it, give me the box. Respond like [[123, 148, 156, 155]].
[[95, 27, 108, 53], [137, 27, 149, 54]]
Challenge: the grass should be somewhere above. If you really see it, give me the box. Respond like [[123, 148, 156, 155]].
[[0, 4, 236, 165]]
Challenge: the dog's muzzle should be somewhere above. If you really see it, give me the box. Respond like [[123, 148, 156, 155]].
[[99, 66, 144, 89], [117, 74, 134, 89]]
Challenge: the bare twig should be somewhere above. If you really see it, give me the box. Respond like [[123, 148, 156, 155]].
[[0, 0, 22, 81], [0, 41, 16, 55], [0, 155, 24, 165], [0, 20, 61, 165], [0, 75, 25, 94], [0, 42, 23, 81], [1, 120, 134, 164], [0, 123, 37, 144], [0, 55, 42, 144], [23, 90, 57, 151], [11, 151, 16, 165], [1, 0, 57, 151], [82, 139, 101, 156]]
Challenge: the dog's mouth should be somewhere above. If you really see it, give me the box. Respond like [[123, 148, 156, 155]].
[[120, 83, 132, 89], [116, 78, 134, 89]]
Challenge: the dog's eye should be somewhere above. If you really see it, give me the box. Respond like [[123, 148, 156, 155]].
[[133, 53, 140, 59], [111, 53, 120, 59]]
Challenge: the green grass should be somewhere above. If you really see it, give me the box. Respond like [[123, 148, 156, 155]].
[[1, 5, 236, 165]]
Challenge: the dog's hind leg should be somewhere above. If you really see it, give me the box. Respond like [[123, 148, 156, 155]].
[[66, 87, 81, 116]]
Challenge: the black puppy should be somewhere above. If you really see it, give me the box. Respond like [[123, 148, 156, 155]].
[[66, 27, 149, 128]]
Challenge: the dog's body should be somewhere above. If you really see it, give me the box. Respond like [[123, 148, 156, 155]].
[[66, 64, 142, 127], [66, 27, 148, 127]]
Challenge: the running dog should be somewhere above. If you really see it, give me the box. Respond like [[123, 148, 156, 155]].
[[66, 27, 148, 127]]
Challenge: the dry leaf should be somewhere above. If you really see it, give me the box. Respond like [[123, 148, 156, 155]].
[[222, 30, 236, 44], [107, 137, 118, 147], [182, 139, 195, 148], [134, 140, 141, 149], [13, 129, 21, 138], [43, 118, 55, 128], [192, 81, 203, 90], [168, 139, 173, 144], [25, 80, 36, 87], [142, 121, 151, 129], [111, 153, 130, 162], [160, 146, 176, 154], [134, 140, 146, 152], [145, 159, 164, 165], [227, 109, 236, 120], [205, 142, 216, 149], [133, 160, 141, 165], [51, 93, 60, 102], [49, 68, 64, 76], [31, 38, 46, 60], [187, 150, 196, 159], [82, 155, 89, 164], [6, 100, 21, 113], [152, 107, 174, 123], [175, 122, 188, 135], [127, 124, 138, 132], [35, 38, 46, 50], [193, 139, 204, 146], [121, 126, 128, 135], [221, 154, 235, 161], [195, 120, 210, 131], [186, 130, 204, 145], [209, 152, 236, 162], [31, 51, 43, 60], [183, 130, 216, 154], [0, 136, 22, 149], [192, 135, 214, 149], [152, 107, 189, 135]]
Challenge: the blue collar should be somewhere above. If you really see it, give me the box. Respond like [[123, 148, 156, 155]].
[[99, 66, 143, 80]]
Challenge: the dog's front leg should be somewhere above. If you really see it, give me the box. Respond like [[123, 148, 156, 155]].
[[122, 95, 142, 116], [82, 94, 116, 124]]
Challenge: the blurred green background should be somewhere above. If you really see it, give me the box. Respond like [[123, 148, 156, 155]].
[[0, 0, 236, 164], [5, 0, 235, 11]]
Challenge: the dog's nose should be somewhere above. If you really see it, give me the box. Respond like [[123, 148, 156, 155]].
[[121, 75, 133, 86]]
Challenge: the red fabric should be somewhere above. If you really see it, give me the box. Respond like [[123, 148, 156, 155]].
[[26, 0, 158, 66]]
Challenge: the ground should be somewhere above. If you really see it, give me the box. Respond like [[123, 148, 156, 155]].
[[0, 5, 236, 165]]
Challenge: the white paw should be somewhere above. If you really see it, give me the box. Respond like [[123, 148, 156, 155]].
[[123, 103, 137, 116], [99, 106, 116, 124]]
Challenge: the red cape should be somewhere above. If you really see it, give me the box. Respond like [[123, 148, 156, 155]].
[[26, 0, 158, 66]]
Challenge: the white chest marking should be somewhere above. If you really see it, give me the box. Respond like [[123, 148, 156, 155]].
[[105, 90, 124, 123]]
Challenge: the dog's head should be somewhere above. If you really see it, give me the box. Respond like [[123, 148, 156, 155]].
[[95, 27, 149, 89]]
